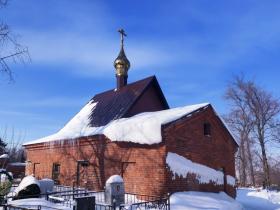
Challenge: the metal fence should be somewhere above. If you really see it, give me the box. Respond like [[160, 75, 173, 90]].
[[1, 186, 170, 210]]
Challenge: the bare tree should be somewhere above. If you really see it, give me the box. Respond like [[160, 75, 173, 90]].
[[0, 0, 29, 81], [0, 126, 26, 162], [225, 77, 255, 186], [225, 75, 280, 187]]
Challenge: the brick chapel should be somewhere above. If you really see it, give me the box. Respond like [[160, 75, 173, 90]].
[[23, 29, 239, 198]]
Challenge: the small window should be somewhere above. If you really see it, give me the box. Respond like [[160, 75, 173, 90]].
[[204, 123, 211, 136], [52, 163, 60, 184]]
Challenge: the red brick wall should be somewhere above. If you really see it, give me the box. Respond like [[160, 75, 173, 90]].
[[163, 106, 237, 197], [24, 105, 238, 198], [25, 136, 167, 196]]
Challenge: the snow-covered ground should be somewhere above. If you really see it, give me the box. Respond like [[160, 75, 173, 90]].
[[8, 198, 71, 210], [170, 188, 280, 210], [237, 188, 280, 210], [170, 191, 243, 210], [6, 188, 280, 209]]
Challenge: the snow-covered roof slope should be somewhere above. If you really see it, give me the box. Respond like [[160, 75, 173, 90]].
[[102, 103, 209, 144], [24, 101, 103, 145], [167, 152, 236, 186], [24, 102, 209, 145], [24, 102, 237, 146]]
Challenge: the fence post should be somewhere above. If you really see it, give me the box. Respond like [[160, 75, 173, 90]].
[[72, 181, 75, 200], [113, 198, 116, 210], [167, 193, 170, 210]]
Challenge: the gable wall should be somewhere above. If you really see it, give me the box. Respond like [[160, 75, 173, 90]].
[[125, 83, 167, 117], [163, 106, 237, 197], [25, 137, 167, 196]]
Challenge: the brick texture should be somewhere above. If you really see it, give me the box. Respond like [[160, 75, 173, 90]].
[[163, 106, 237, 197], [25, 106, 238, 198]]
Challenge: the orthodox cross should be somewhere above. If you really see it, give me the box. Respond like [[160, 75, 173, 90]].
[[118, 28, 127, 47]]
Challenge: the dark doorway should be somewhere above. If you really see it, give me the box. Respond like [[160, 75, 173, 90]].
[[52, 163, 60, 184], [33, 162, 40, 178]]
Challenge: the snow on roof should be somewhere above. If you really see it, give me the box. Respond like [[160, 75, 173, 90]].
[[24, 102, 209, 145], [106, 175, 124, 184], [103, 103, 210, 144], [23, 101, 238, 146], [24, 101, 102, 145], [166, 152, 236, 186]]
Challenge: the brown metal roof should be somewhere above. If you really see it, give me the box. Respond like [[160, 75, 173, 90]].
[[89, 75, 169, 127]]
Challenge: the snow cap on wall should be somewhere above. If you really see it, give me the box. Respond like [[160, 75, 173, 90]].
[[166, 152, 236, 186]]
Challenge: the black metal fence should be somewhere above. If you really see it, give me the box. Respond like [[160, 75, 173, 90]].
[[1, 186, 170, 210]]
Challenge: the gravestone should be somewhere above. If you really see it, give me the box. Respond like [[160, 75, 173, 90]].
[[105, 175, 124, 206], [39, 178, 54, 194], [13, 175, 41, 200], [74, 196, 95, 210]]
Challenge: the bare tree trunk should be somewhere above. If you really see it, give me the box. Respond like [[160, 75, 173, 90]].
[[259, 132, 270, 187], [245, 136, 255, 186], [239, 138, 247, 186]]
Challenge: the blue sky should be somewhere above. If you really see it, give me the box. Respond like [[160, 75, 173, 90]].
[[1, 0, 280, 144]]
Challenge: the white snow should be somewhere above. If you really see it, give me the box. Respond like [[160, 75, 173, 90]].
[[24, 102, 210, 145], [167, 152, 235, 186], [170, 191, 243, 210], [0, 168, 6, 173], [7, 186, 280, 210], [23, 101, 238, 146], [227, 175, 236, 186], [24, 101, 101, 145], [102, 103, 210, 144], [237, 188, 280, 210], [14, 175, 40, 194], [8, 162, 26, 166], [8, 198, 71, 210], [106, 175, 124, 184], [0, 154, 9, 159]]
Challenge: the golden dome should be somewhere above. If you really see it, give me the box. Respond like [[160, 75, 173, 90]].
[[114, 46, 130, 76], [114, 29, 130, 76]]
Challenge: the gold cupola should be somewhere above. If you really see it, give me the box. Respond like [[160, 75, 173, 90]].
[[114, 29, 130, 90]]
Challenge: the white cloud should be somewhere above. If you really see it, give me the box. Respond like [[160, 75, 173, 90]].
[[19, 29, 179, 77]]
